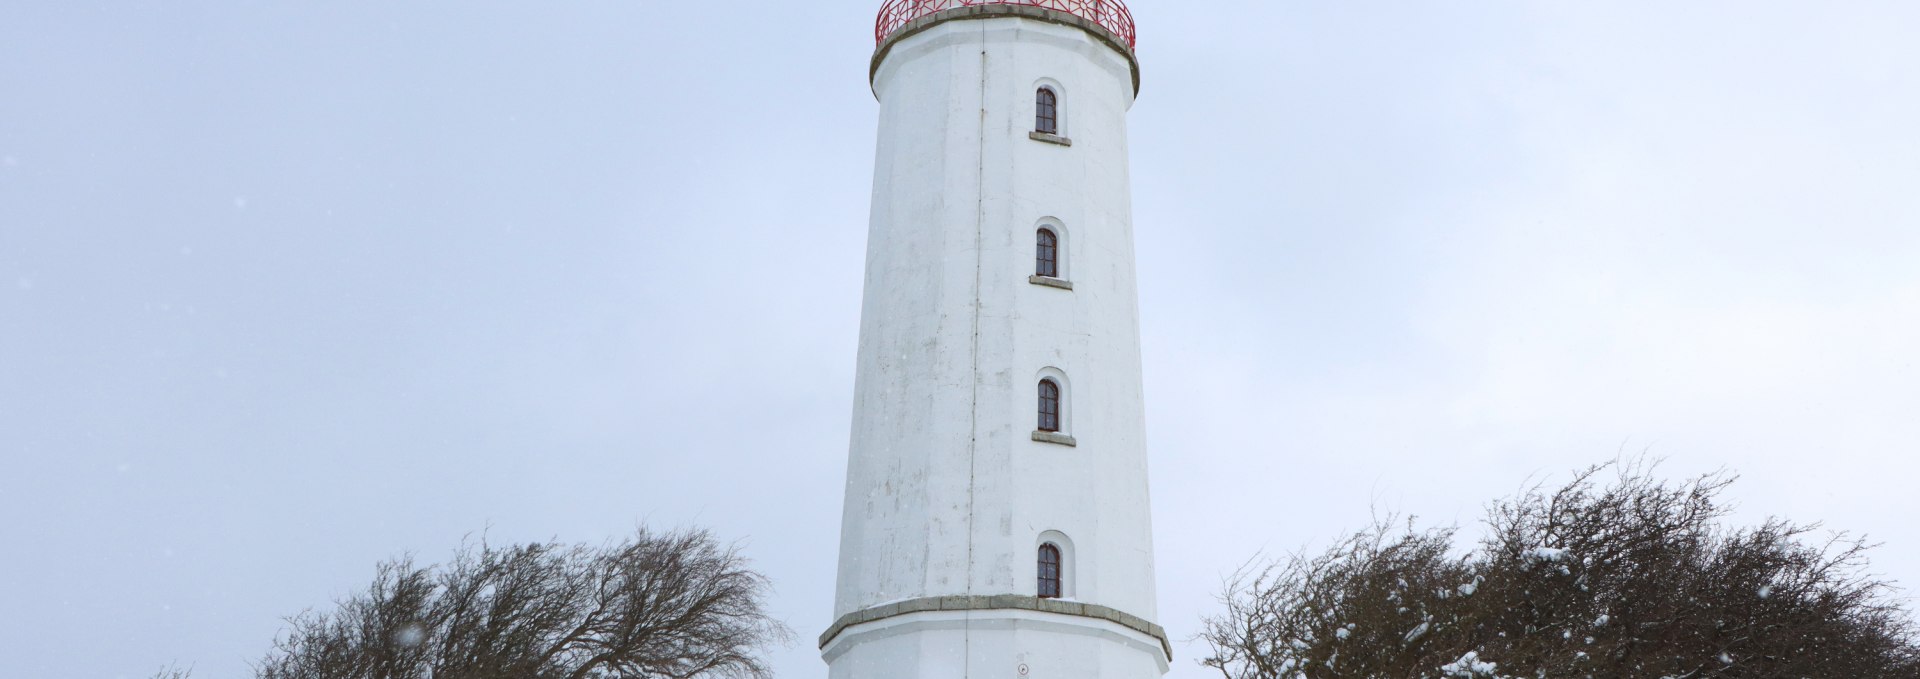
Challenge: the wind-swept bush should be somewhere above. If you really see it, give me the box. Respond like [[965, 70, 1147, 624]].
[[255, 527, 791, 679], [1202, 462, 1919, 678]]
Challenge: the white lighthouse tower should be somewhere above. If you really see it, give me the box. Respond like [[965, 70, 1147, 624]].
[[823, 1, 1166, 677]]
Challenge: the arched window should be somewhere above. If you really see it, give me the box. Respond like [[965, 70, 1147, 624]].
[[1038, 379, 1061, 432], [1036, 228, 1059, 278], [1036, 88, 1058, 135], [1037, 543, 1063, 598]]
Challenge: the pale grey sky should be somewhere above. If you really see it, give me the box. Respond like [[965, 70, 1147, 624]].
[[3, 2, 1917, 678]]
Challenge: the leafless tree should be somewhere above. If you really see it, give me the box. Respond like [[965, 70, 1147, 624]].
[[1202, 461, 1920, 679], [246, 527, 791, 679], [150, 665, 194, 679]]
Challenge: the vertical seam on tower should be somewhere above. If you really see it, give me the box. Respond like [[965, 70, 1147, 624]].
[[963, 21, 989, 678]]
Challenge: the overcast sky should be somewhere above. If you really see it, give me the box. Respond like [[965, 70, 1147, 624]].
[[3, 2, 1917, 677]]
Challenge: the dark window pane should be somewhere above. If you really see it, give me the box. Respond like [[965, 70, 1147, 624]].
[[1038, 380, 1060, 432], [1037, 229, 1058, 277], [1038, 543, 1062, 598], [1036, 88, 1058, 134]]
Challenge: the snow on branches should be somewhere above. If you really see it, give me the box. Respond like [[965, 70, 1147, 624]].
[[1200, 460, 1920, 679]]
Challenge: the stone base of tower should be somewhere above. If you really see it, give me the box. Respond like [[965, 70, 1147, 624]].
[[823, 608, 1170, 679]]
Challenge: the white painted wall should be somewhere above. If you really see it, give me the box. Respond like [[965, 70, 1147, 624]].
[[824, 613, 1169, 679], [829, 11, 1162, 678]]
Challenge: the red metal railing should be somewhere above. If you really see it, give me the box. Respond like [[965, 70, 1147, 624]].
[[875, 0, 1136, 50]]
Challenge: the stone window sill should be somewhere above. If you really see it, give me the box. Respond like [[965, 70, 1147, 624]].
[[1029, 131, 1073, 147], [1032, 431, 1078, 447], [1029, 275, 1074, 290]]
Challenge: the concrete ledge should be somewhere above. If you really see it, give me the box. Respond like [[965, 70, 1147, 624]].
[[1029, 275, 1074, 290], [820, 595, 1172, 661], [1032, 431, 1078, 447], [1029, 131, 1074, 146], [872, 4, 1142, 97]]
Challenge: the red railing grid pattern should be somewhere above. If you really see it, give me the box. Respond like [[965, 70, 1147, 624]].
[[875, 0, 1136, 50]]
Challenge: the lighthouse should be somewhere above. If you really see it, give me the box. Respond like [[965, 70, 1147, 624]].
[[822, 1, 1165, 677]]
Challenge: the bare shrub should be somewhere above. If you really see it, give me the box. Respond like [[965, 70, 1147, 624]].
[[254, 527, 791, 679], [1203, 461, 1920, 678]]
